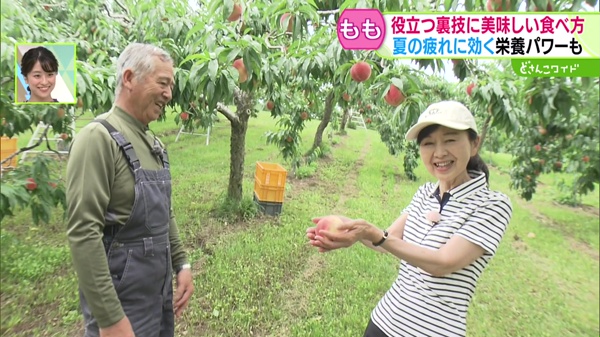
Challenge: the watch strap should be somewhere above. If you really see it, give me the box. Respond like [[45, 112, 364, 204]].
[[176, 263, 191, 273], [373, 229, 389, 246]]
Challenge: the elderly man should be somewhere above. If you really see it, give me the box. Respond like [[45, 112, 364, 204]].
[[66, 43, 194, 337]]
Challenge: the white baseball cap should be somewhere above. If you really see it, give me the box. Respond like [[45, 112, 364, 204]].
[[405, 101, 478, 141]]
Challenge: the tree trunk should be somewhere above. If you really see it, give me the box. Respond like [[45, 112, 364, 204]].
[[309, 91, 334, 152], [340, 108, 349, 132], [478, 104, 493, 152], [226, 89, 252, 204]]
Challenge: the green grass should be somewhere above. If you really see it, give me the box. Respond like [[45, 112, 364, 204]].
[[1, 112, 598, 337]]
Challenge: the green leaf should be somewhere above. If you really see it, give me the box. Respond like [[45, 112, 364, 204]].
[[492, 82, 504, 98], [463, 0, 474, 10], [208, 59, 218, 82], [444, 0, 455, 11], [226, 48, 241, 64], [179, 53, 209, 68], [207, 80, 215, 101], [340, 0, 359, 11], [532, 0, 547, 11], [391, 77, 404, 91]]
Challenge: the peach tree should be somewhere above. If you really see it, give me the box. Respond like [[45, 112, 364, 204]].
[[1, 0, 211, 223], [510, 76, 599, 205]]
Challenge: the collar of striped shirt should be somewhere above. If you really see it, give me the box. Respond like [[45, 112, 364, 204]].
[[428, 170, 487, 202]]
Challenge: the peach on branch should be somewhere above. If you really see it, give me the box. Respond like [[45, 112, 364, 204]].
[[350, 61, 372, 82], [233, 58, 248, 83], [280, 13, 294, 33], [466, 83, 476, 97], [26, 178, 37, 191], [228, 4, 243, 21], [384, 84, 405, 107]]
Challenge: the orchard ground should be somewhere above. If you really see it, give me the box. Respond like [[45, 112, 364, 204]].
[[1, 111, 598, 337]]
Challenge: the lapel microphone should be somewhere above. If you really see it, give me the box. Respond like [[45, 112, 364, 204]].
[[151, 145, 163, 156]]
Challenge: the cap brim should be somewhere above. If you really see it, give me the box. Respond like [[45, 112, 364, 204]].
[[405, 120, 472, 141]]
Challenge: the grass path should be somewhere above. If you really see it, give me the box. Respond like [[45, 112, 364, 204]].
[[270, 134, 375, 337]]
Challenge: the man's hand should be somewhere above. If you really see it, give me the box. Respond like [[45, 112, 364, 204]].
[[174, 268, 194, 318], [99, 316, 135, 337]]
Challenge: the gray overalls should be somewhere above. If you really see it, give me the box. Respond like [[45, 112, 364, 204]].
[[79, 119, 175, 337]]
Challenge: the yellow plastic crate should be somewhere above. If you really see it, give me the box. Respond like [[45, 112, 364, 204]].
[[1, 137, 19, 170], [255, 162, 287, 188], [254, 175, 285, 203]]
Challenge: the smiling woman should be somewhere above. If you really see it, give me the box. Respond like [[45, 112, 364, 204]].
[[15, 43, 77, 104], [18, 46, 60, 103], [307, 101, 513, 337]]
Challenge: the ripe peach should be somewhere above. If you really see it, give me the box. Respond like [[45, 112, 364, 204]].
[[350, 61, 372, 82], [233, 58, 248, 83], [26, 178, 37, 191], [281, 13, 294, 32], [315, 215, 345, 236], [384, 84, 405, 107], [466, 83, 476, 97], [266, 101, 275, 111], [228, 4, 242, 21]]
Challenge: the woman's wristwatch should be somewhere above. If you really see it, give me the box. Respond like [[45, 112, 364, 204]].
[[373, 229, 389, 246], [176, 263, 191, 274]]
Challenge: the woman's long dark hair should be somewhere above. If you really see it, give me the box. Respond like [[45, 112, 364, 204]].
[[416, 124, 489, 184], [20, 46, 59, 78]]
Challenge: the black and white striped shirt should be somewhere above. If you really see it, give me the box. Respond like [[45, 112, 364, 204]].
[[371, 171, 513, 337]]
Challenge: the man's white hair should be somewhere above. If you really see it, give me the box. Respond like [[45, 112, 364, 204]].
[[114, 43, 174, 98]]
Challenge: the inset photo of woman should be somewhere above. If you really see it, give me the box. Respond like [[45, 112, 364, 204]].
[[15, 43, 77, 104]]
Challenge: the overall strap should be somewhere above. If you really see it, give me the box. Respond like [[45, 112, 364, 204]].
[[93, 119, 141, 172]]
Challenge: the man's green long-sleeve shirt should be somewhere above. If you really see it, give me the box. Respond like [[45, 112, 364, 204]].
[[66, 106, 188, 328]]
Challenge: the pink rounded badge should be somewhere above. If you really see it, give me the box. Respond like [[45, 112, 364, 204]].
[[337, 9, 386, 50]]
